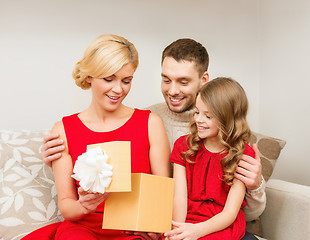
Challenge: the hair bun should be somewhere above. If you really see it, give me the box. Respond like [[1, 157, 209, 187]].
[[73, 61, 91, 90]]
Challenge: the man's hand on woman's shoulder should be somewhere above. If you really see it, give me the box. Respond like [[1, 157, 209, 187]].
[[41, 132, 65, 167]]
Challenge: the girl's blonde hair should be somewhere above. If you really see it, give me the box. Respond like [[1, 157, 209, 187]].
[[73, 34, 139, 89], [184, 77, 251, 185]]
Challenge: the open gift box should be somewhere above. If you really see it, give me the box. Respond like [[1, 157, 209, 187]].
[[87, 142, 175, 233], [87, 141, 132, 192], [103, 173, 174, 233]]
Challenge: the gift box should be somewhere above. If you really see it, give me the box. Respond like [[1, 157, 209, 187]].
[[87, 141, 131, 192], [102, 173, 174, 233]]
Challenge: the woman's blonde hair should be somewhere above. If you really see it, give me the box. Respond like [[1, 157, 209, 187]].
[[73, 34, 139, 89], [183, 77, 251, 185]]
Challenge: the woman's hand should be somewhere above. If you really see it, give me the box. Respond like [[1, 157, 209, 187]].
[[124, 231, 162, 240], [77, 187, 109, 214], [164, 221, 201, 240]]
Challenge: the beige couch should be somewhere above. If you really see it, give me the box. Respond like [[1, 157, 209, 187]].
[[0, 130, 309, 240]]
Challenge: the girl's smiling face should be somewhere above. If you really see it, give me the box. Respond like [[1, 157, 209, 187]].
[[194, 94, 220, 141]]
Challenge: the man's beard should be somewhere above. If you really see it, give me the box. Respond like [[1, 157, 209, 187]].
[[165, 97, 195, 113]]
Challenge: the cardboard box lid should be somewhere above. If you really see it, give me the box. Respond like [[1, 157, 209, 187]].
[[102, 173, 174, 233], [87, 141, 131, 192]]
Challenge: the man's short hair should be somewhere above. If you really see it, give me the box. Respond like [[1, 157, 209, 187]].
[[162, 38, 209, 77]]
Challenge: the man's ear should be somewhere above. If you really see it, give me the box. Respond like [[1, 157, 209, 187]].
[[201, 72, 209, 85]]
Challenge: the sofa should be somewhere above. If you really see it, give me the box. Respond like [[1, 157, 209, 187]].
[[0, 129, 309, 240]]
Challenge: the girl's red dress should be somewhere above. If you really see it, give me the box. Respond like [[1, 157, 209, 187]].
[[22, 109, 151, 240], [170, 135, 255, 240]]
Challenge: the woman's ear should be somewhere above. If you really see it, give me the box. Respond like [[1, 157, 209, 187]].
[[85, 76, 92, 84]]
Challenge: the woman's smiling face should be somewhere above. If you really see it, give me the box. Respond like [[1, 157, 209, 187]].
[[87, 63, 135, 112]]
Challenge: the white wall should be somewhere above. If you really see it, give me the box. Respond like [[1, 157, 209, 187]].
[[0, 0, 260, 129], [259, 0, 310, 185], [0, 0, 309, 185]]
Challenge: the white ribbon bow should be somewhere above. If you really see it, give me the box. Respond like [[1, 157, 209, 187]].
[[71, 147, 113, 193]]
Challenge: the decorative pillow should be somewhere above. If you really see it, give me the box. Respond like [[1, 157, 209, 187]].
[[246, 131, 286, 237], [0, 130, 62, 240], [249, 131, 286, 182]]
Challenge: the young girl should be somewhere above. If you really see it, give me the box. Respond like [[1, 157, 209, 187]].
[[22, 34, 170, 240], [164, 77, 255, 240]]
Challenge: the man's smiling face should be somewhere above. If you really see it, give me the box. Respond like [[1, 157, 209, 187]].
[[161, 57, 206, 113]]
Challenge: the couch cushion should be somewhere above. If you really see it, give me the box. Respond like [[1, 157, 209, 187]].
[[246, 131, 286, 237], [0, 130, 286, 239], [0, 130, 62, 240], [249, 132, 286, 181]]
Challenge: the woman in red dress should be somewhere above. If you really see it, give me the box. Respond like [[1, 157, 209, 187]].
[[164, 77, 255, 240], [22, 34, 170, 240]]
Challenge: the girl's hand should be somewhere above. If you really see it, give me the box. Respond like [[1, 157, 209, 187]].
[[77, 187, 109, 214], [164, 221, 201, 240]]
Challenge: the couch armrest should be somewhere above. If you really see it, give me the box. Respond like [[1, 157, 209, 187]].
[[261, 179, 310, 239]]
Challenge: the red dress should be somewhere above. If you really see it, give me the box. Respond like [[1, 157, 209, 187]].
[[171, 135, 255, 240], [22, 109, 151, 240]]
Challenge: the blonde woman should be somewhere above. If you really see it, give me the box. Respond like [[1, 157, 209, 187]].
[[22, 34, 170, 240], [165, 78, 254, 240]]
